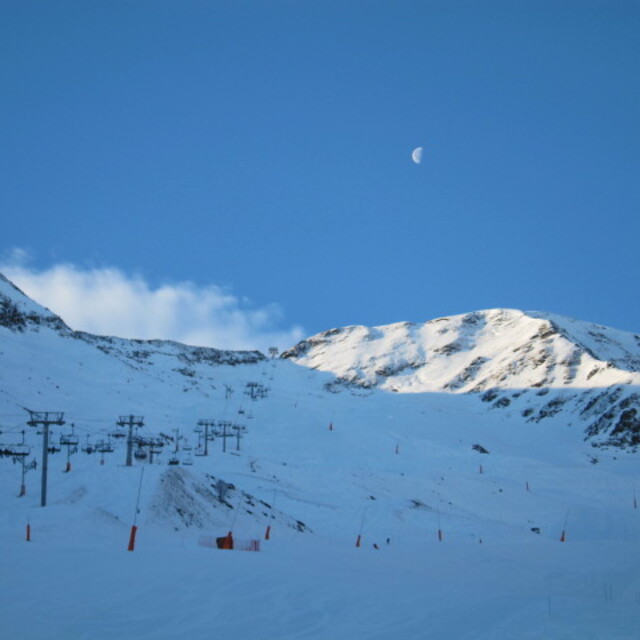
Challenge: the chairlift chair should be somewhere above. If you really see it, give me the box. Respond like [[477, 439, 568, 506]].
[[96, 440, 114, 454], [9, 443, 30, 457]]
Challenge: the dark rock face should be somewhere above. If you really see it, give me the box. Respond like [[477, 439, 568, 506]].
[[0, 292, 68, 333], [584, 391, 640, 448]]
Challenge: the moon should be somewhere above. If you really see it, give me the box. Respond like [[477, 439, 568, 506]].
[[411, 147, 423, 164]]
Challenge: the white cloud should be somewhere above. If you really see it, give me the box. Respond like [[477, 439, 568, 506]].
[[0, 258, 305, 353]]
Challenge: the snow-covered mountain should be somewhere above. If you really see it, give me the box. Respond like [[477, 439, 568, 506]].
[[2, 267, 640, 455], [2, 272, 640, 639], [282, 309, 640, 392], [283, 310, 640, 448]]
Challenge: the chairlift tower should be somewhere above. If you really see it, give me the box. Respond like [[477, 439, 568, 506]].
[[217, 420, 233, 453], [148, 438, 164, 464], [232, 423, 246, 451], [197, 419, 216, 456], [26, 410, 65, 507], [117, 415, 144, 467], [168, 427, 182, 464]]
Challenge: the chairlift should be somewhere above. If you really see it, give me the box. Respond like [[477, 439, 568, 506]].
[[96, 440, 114, 453], [82, 435, 93, 454], [134, 449, 148, 460], [60, 433, 80, 446], [110, 429, 126, 439], [168, 457, 180, 466], [9, 443, 30, 457], [183, 455, 193, 466]]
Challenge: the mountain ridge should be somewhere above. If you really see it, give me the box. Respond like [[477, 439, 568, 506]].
[[2, 271, 639, 449], [282, 308, 640, 392]]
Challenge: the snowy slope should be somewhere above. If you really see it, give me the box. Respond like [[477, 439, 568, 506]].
[[2, 274, 640, 639]]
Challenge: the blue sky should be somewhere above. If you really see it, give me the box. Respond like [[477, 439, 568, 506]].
[[2, 0, 639, 349]]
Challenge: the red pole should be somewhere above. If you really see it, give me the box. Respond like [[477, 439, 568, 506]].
[[265, 525, 271, 540], [560, 530, 566, 543], [26, 523, 31, 542], [128, 525, 138, 551]]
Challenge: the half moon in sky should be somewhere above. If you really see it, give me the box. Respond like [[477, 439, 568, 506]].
[[411, 147, 423, 164]]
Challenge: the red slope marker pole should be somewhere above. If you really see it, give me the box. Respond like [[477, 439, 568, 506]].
[[128, 467, 145, 552], [128, 525, 138, 551]]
